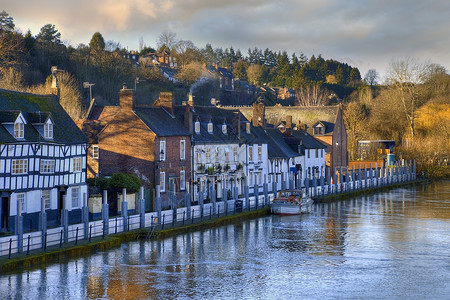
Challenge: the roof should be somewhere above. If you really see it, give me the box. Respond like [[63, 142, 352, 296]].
[[134, 107, 190, 137], [0, 89, 87, 145]]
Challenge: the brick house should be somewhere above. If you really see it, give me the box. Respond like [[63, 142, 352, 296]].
[[79, 87, 191, 209]]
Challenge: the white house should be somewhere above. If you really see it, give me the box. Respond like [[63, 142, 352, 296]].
[[0, 89, 88, 232]]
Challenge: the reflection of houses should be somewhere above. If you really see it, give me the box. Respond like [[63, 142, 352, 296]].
[[231, 103, 347, 176], [78, 87, 190, 208], [0, 89, 88, 231]]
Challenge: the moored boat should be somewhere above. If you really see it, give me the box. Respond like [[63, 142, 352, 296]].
[[270, 190, 314, 215]]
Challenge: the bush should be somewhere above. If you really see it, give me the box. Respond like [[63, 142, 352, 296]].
[[87, 173, 142, 194]]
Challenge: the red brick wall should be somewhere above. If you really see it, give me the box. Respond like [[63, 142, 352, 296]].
[[98, 110, 156, 187]]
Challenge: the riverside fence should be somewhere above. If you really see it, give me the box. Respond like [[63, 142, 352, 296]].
[[0, 161, 416, 258]]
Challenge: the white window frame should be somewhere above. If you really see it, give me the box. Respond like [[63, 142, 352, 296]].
[[208, 122, 213, 134], [224, 147, 229, 163], [195, 121, 200, 134], [258, 146, 262, 161], [180, 169, 186, 190], [206, 148, 211, 163], [180, 140, 185, 160], [233, 147, 238, 162], [17, 193, 26, 213], [73, 157, 82, 173], [160, 171, 166, 192], [40, 159, 56, 174], [44, 119, 53, 139], [14, 121, 24, 139], [12, 159, 28, 174], [71, 187, 80, 208], [248, 146, 253, 162], [42, 190, 51, 210], [160, 140, 166, 161], [92, 145, 99, 159]]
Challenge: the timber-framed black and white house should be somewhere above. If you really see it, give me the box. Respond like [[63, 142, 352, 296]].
[[0, 89, 88, 232]]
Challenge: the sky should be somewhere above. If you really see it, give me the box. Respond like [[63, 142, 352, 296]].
[[4, 0, 450, 81]]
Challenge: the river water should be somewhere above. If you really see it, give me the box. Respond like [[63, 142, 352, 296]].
[[2, 181, 449, 299]]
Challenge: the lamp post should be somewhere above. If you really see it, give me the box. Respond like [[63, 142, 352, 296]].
[[83, 82, 95, 102]]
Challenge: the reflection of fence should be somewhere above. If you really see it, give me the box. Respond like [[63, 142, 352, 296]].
[[1, 162, 416, 258]]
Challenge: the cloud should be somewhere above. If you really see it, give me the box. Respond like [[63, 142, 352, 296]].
[[4, 0, 450, 75]]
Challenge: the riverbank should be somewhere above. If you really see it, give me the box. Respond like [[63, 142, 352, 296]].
[[0, 208, 270, 274], [313, 178, 430, 203]]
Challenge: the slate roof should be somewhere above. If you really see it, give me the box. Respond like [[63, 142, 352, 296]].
[[134, 107, 190, 137], [0, 89, 87, 145]]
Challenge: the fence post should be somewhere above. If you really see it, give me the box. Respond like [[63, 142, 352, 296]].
[[61, 195, 69, 243], [222, 187, 228, 215], [75, 227, 79, 245], [102, 190, 109, 236], [16, 199, 24, 253], [245, 185, 250, 211], [192, 209, 195, 224], [8, 238, 12, 259], [89, 225, 92, 242], [264, 176, 269, 207], [185, 192, 191, 220], [155, 185, 162, 223], [26, 235, 31, 255], [39, 194, 47, 251], [121, 188, 128, 233], [83, 193, 89, 240], [211, 189, 217, 215], [199, 191, 204, 219], [254, 183, 259, 210], [139, 186, 145, 229], [60, 229, 63, 248]]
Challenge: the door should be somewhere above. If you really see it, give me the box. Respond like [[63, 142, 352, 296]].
[[58, 187, 66, 226], [1, 197, 9, 231]]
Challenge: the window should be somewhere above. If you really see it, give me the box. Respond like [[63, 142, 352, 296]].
[[246, 122, 250, 133], [258, 146, 262, 161], [215, 148, 219, 162], [42, 190, 51, 209], [40, 159, 55, 174], [14, 121, 24, 139], [12, 159, 28, 174], [71, 187, 80, 208], [225, 147, 229, 162], [160, 140, 166, 161], [315, 149, 318, 158], [44, 120, 53, 139], [206, 148, 211, 163], [222, 124, 227, 134], [248, 146, 253, 162], [233, 147, 238, 162], [208, 121, 213, 134], [73, 157, 82, 172], [17, 193, 26, 213], [92, 145, 99, 159], [196, 150, 201, 163], [307, 149, 310, 158], [195, 121, 200, 134], [160, 171, 166, 192], [180, 169, 186, 190], [180, 140, 185, 160]]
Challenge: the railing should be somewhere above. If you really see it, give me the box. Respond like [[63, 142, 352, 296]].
[[0, 164, 416, 258]]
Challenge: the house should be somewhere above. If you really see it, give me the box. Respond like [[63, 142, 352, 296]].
[[140, 50, 177, 68], [208, 64, 234, 91], [230, 103, 348, 176], [79, 87, 191, 209], [0, 89, 88, 232]]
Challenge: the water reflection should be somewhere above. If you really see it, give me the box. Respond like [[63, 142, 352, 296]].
[[1, 181, 449, 299]]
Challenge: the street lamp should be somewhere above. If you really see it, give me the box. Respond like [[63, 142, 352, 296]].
[[83, 82, 95, 102]]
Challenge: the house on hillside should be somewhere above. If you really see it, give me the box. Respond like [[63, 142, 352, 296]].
[[78, 87, 191, 210], [208, 64, 234, 91], [0, 89, 88, 232]]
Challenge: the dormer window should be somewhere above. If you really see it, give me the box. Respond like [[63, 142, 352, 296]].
[[222, 123, 227, 135], [246, 122, 251, 134], [208, 121, 213, 134], [195, 120, 200, 134], [14, 114, 26, 139], [44, 119, 53, 139]]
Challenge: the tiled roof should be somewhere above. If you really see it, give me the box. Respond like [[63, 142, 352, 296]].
[[0, 89, 87, 144]]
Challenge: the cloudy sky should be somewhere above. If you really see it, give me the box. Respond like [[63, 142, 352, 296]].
[[4, 0, 450, 80]]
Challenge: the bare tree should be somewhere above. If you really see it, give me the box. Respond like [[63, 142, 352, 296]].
[[157, 30, 179, 52], [246, 64, 263, 86], [385, 58, 430, 145], [0, 66, 25, 90], [343, 101, 368, 160], [295, 83, 329, 106], [364, 69, 378, 87]]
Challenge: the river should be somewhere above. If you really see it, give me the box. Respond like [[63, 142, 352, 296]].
[[2, 181, 449, 299]]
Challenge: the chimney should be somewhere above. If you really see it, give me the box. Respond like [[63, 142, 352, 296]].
[[252, 101, 265, 127], [159, 92, 174, 115], [185, 105, 193, 134], [119, 83, 135, 110], [286, 115, 292, 136], [232, 112, 240, 138], [188, 93, 194, 107], [51, 66, 60, 100]]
